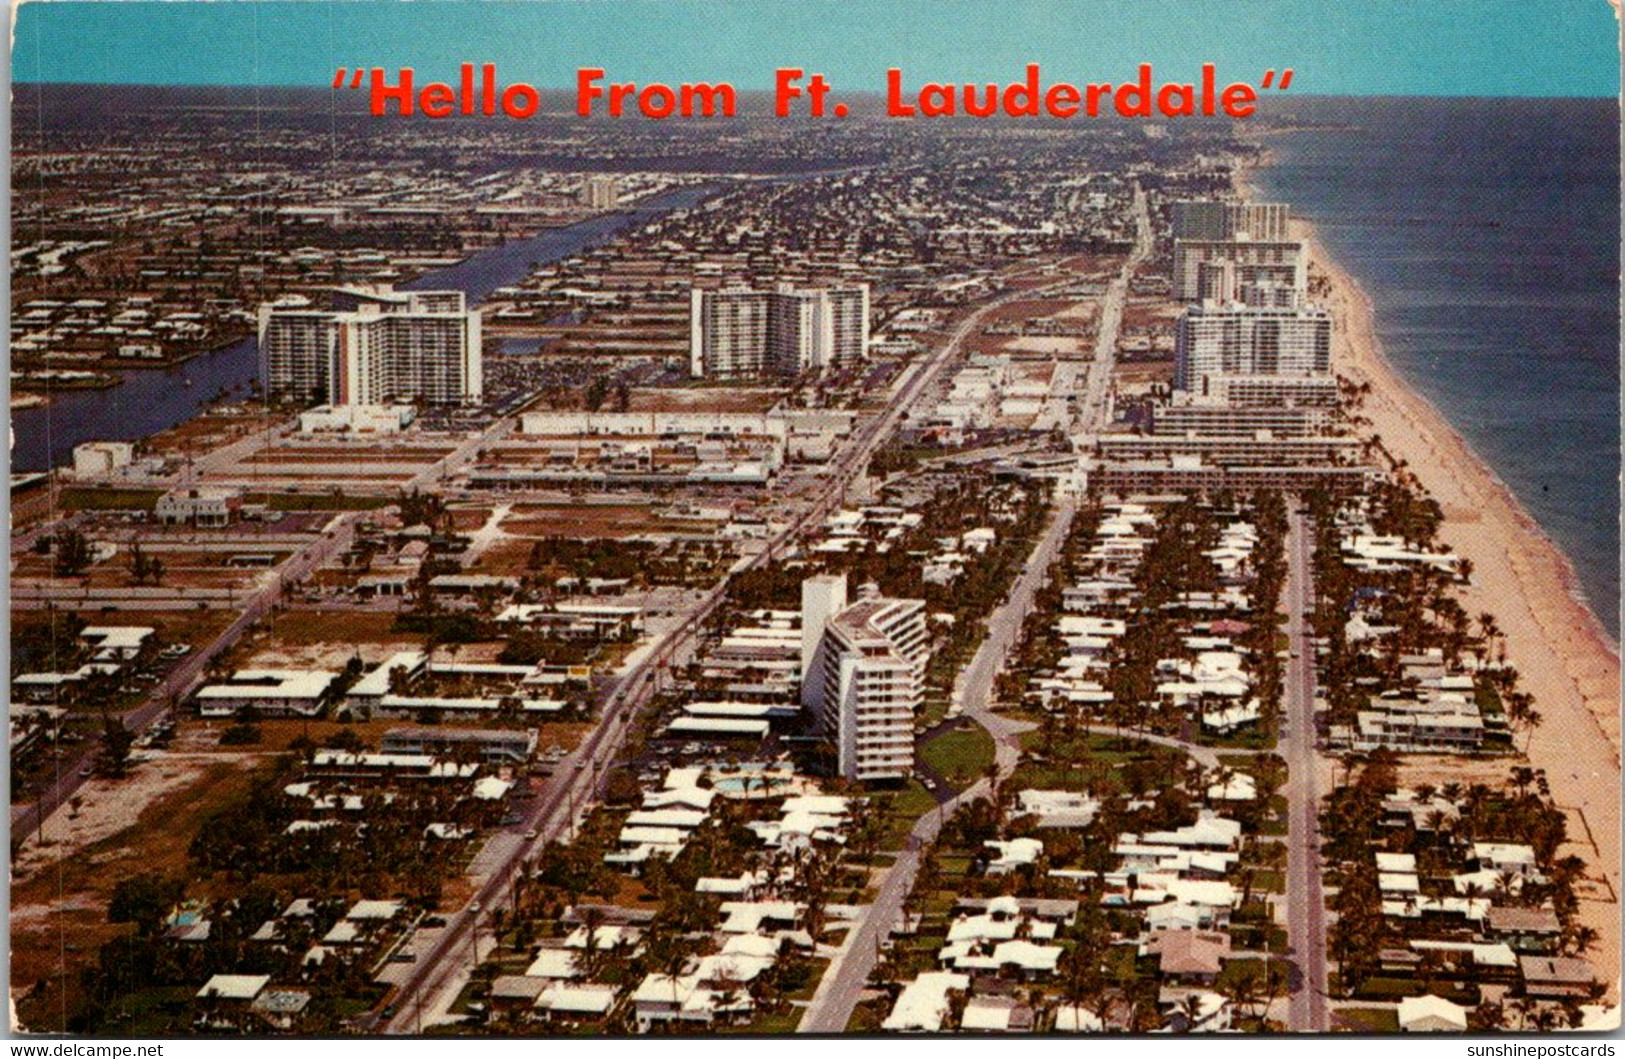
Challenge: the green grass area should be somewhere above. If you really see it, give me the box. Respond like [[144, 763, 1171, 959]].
[[1246, 869, 1287, 895], [57, 487, 164, 512], [1334, 1007, 1401, 1033], [1197, 723, 1278, 751], [918, 725, 994, 788], [249, 492, 395, 512], [1011, 731, 1186, 790], [877, 780, 937, 850]]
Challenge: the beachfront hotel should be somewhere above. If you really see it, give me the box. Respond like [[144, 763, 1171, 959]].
[[1173, 303, 1332, 393], [690, 283, 870, 378], [1171, 200, 1290, 242], [1172, 239, 1308, 302], [800, 574, 928, 783], [258, 286, 483, 407]]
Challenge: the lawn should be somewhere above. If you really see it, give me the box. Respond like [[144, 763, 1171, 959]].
[[877, 780, 937, 851], [57, 487, 164, 512], [1334, 1007, 1401, 1033], [917, 725, 994, 788], [248, 492, 394, 512]]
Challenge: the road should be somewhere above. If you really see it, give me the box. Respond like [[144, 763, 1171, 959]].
[[1281, 507, 1329, 1032], [11, 511, 362, 839], [799, 184, 1151, 1033]]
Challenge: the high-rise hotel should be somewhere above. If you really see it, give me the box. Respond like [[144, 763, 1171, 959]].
[[259, 287, 482, 407], [690, 283, 870, 378], [801, 573, 928, 783], [1174, 303, 1332, 393]]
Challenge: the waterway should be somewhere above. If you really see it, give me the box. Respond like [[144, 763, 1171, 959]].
[[11, 182, 721, 472]]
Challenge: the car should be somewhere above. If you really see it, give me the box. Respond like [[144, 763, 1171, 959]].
[[468, 901, 482, 914], [524, 829, 538, 840], [78, 765, 94, 778], [389, 952, 416, 963], [380, 1004, 397, 1020]]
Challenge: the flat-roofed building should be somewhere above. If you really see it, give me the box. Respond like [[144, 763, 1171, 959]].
[[72, 441, 133, 477], [380, 726, 538, 764], [690, 283, 869, 378], [259, 286, 481, 407], [196, 669, 337, 718], [1172, 240, 1307, 302], [157, 486, 241, 527], [1174, 304, 1330, 391], [1150, 401, 1332, 438], [1172, 200, 1290, 242]]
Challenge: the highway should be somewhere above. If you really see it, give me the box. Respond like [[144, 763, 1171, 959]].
[[1281, 507, 1329, 1032]]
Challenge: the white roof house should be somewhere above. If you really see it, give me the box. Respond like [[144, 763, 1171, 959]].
[[1398, 994, 1469, 1032], [881, 971, 971, 1032], [197, 974, 270, 1001], [535, 983, 616, 1016], [525, 949, 580, 980], [984, 837, 1044, 874], [196, 670, 337, 717]]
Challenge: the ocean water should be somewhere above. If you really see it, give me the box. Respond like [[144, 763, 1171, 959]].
[[1252, 97, 1620, 639]]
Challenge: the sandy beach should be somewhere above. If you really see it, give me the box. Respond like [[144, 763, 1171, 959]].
[[1306, 225, 1623, 998]]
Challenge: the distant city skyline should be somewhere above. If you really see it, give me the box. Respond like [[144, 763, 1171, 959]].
[[11, 0, 1622, 97]]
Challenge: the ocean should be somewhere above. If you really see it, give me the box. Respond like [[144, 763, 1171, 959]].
[[1252, 96, 1621, 638]]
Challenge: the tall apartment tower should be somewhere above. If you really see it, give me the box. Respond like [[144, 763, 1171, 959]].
[[690, 283, 869, 378], [259, 287, 482, 407], [1174, 304, 1332, 392], [800, 574, 928, 783], [1173, 240, 1308, 302], [1172, 200, 1290, 241], [579, 175, 621, 209]]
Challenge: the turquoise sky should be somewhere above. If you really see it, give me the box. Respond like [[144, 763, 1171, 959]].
[[11, 0, 1622, 96]]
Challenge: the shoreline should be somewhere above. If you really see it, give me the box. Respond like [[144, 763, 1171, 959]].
[[1315, 226, 1623, 998], [1239, 153, 1621, 995]]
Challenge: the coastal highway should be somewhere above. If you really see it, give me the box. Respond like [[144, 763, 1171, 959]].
[[800, 186, 1150, 1032], [1281, 508, 1329, 1032], [376, 260, 1081, 1033], [11, 512, 362, 841]]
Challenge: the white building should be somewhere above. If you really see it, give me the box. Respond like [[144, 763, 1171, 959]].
[[801, 574, 928, 782], [1172, 240, 1307, 302], [1171, 200, 1290, 242], [690, 283, 869, 378], [579, 174, 620, 209], [156, 486, 241, 527], [259, 286, 481, 407], [196, 669, 337, 718], [1174, 304, 1331, 392], [72, 441, 134, 477], [297, 404, 416, 434]]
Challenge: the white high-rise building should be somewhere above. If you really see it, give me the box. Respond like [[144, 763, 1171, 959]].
[[801, 575, 928, 783], [1172, 200, 1290, 242], [690, 283, 869, 378], [1173, 240, 1307, 302], [259, 287, 482, 407], [1174, 304, 1332, 392], [579, 175, 621, 209]]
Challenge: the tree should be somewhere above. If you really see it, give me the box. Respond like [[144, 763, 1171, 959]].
[[53, 528, 95, 577], [109, 873, 184, 937], [101, 719, 135, 777]]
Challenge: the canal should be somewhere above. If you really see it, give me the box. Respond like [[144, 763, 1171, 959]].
[[12, 182, 722, 471]]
